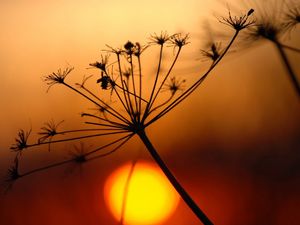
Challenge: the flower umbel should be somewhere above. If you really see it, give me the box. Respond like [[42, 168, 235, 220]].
[[247, 19, 282, 42], [89, 54, 110, 72], [2, 158, 20, 193], [219, 8, 255, 31], [6, 158, 20, 181], [69, 143, 88, 164], [38, 120, 64, 145], [97, 75, 115, 90], [170, 33, 190, 48], [44, 67, 74, 91], [10, 129, 31, 154], [149, 31, 171, 45], [164, 77, 186, 96], [200, 42, 222, 62]]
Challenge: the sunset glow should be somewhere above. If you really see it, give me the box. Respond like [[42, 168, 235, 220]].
[[104, 161, 180, 225], [1, 1, 300, 225]]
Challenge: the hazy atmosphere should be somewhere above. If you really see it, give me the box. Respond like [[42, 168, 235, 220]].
[[0, 1, 299, 225]]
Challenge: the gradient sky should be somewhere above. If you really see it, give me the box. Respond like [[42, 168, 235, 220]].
[[1, 1, 300, 225]]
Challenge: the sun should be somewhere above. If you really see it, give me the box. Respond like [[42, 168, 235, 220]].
[[104, 161, 180, 225]]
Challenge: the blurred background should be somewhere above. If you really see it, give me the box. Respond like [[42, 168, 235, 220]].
[[0, 0, 299, 224]]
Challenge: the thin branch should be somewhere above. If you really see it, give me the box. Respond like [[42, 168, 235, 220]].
[[137, 56, 143, 122], [57, 128, 126, 134], [85, 133, 133, 156], [142, 45, 164, 122], [117, 54, 131, 115], [114, 83, 148, 103], [18, 134, 133, 178], [63, 83, 130, 125], [81, 113, 127, 128], [20, 159, 73, 178], [27, 130, 130, 149], [148, 95, 173, 114], [280, 43, 300, 53], [129, 55, 139, 117], [147, 46, 182, 113], [80, 85, 131, 124], [84, 122, 128, 129], [123, 81, 136, 122]]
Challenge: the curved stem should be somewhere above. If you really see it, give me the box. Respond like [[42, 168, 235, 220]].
[[19, 134, 133, 178], [137, 129, 213, 225], [27, 130, 129, 149]]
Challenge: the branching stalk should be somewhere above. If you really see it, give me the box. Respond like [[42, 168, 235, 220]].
[[137, 129, 213, 225]]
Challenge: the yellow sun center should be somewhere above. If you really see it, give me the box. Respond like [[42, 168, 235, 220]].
[[104, 161, 180, 225]]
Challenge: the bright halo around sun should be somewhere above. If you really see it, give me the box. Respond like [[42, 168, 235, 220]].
[[104, 161, 180, 225]]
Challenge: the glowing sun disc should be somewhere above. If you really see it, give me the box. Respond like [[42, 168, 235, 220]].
[[104, 161, 180, 225]]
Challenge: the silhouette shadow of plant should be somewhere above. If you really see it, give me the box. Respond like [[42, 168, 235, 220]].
[[4, 9, 255, 225]]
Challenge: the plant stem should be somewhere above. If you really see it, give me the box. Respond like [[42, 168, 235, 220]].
[[137, 129, 213, 225], [274, 42, 300, 97], [280, 43, 300, 53]]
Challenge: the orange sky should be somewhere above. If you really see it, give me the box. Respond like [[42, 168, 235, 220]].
[[1, 0, 300, 225]]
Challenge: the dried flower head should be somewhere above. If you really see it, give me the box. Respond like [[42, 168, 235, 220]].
[[170, 33, 190, 48], [69, 143, 88, 164], [122, 41, 148, 60], [164, 77, 186, 96], [38, 120, 64, 144], [149, 31, 170, 45], [246, 17, 283, 42], [2, 157, 21, 193], [236, 0, 300, 96], [75, 75, 93, 89], [124, 41, 135, 54], [89, 55, 110, 72], [97, 75, 115, 90], [6, 158, 20, 181], [200, 42, 222, 62], [219, 8, 255, 31], [44, 67, 74, 91], [10, 129, 31, 154], [238, 1, 289, 44]]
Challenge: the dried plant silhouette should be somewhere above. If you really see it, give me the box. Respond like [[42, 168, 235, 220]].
[[234, 0, 300, 96], [4, 9, 255, 225]]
